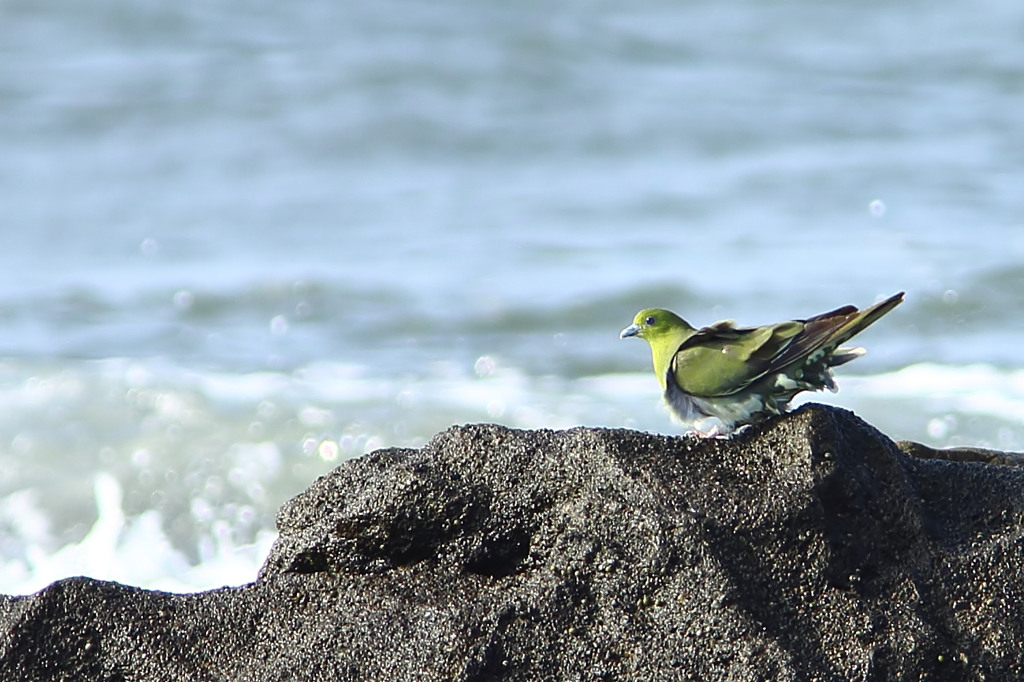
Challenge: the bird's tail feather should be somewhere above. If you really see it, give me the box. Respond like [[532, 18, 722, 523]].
[[828, 346, 866, 367], [827, 291, 904, 349]]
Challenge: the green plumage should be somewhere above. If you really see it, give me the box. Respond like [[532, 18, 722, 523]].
[[620, 292, 904, 436]]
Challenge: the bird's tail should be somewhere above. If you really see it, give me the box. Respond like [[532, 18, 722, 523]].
[[824, 291, 905, 350]]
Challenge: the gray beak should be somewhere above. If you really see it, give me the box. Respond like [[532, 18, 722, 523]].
[[619, 324, 641, 339]]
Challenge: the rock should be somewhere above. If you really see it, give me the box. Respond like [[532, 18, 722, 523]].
[[897, 439, 1024, 467], [3, 403, 1024, 680]]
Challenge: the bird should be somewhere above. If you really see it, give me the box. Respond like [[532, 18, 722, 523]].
[[620, 292, 904, 437]]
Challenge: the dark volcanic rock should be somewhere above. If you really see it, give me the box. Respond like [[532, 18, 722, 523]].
[[3, 404, 1024, 681]]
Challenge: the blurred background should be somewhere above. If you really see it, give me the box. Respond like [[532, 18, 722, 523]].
[[2, 0, 1023, 594]]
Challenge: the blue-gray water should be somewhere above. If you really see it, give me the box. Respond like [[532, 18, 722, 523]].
[[2, 0, 1023, 593]]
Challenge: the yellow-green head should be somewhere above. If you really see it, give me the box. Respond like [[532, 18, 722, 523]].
[[620, 308, 695, 389], [619, 308, 693, 341]]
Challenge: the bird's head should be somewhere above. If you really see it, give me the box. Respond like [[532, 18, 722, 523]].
[[620, 308, 693, 342]]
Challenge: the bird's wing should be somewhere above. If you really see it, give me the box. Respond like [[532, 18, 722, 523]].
[[669, 314, 846, 397], [667, 294, 903, 398]]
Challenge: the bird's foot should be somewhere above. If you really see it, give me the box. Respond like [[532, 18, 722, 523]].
[[685, 423, 731, 439]]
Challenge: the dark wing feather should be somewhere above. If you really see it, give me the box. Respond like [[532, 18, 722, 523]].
[[752, 310, 858, 375]]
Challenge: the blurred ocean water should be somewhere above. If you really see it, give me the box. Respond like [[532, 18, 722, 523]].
[[1, 0, 1023, 594]]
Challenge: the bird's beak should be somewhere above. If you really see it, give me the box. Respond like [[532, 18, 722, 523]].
[[619, 324, 641, 339]]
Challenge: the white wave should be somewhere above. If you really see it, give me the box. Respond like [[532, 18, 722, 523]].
[[801, 363, 1024, 422], [0, 473, 275, 596]]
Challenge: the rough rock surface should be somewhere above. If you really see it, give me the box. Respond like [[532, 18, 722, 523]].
[[3, 404, 1024, 681]]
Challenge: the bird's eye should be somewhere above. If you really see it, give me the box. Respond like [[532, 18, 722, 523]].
[[645, 316, 656, 326]]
